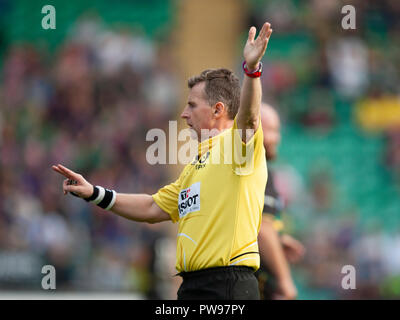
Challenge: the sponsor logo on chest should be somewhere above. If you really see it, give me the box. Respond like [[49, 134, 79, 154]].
[[191, 151, 210, 170], [178, 182, 200, 218]]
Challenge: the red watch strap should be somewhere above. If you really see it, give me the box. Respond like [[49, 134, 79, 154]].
[[242, 61, 263, 78]]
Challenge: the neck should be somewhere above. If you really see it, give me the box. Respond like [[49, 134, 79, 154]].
[[212, 119, 234, 136], [199, 119, 234, 142]]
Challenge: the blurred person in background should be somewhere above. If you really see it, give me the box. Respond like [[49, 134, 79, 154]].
[[256, 103, 305, 300]]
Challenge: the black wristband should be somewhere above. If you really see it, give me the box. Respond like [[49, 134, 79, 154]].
[[97, 189, 114, 209], [84, 186, 99, 202], [74, 185, 116, 211]]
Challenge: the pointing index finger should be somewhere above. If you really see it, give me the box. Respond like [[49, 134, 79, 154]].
[[52, 165, 65, 176], [52, 164, 80, 180]]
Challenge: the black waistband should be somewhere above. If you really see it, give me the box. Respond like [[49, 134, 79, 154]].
[[177, 266, 254, 279]]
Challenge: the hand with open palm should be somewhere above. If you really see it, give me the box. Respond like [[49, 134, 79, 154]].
[[243, 22, 273, 71]]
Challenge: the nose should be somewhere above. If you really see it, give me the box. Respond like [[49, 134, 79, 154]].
[[181, 106, 189, 119]]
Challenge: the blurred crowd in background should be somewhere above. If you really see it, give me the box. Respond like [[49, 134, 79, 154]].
[[0, 0, 400, 299], [248, 0, 400, 299], [0, 7, 179, 298]]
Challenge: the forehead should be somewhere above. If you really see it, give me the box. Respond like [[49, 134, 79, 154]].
[[188, 82, 208, 103]]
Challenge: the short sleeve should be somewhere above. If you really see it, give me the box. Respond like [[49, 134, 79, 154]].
[[152, 178, 181, 223], [230, 116, 265, 176]]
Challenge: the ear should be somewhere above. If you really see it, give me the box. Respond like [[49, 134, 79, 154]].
[[213, 102, 226, 119]]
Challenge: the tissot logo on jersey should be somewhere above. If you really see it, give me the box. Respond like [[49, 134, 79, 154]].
[[178, 182, 200, 218]]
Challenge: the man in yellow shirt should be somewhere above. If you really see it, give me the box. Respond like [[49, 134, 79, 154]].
[[52, 22, 273, 299]]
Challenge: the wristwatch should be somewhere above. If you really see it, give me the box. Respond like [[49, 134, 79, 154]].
[[242, 61, 263, 78]]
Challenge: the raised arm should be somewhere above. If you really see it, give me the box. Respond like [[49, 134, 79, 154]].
[[237, 22, 273, 141], [52, 164, 171, 224]]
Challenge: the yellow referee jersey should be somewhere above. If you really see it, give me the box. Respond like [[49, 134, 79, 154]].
[[152, 117, 267, 272]]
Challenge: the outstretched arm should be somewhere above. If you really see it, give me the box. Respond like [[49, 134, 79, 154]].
[[52, 164, 171, 224], [237, 22, 273, 141]]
